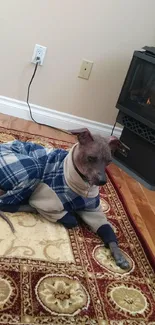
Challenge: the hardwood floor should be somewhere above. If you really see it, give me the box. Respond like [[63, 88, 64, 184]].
[[0, 113, 155, 258], [109, 164, 155, 256]]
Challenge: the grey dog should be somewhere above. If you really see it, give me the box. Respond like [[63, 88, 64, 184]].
[[0, 128, 129, 269]]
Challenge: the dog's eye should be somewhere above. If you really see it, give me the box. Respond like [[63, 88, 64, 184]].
[[87, 156, 97, 163]]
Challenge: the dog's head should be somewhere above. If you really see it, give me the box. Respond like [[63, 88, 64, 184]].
[[70, 128, 119, 186]]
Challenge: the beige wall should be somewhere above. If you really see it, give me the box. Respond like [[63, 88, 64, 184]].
[[0, 0, 155, 125]]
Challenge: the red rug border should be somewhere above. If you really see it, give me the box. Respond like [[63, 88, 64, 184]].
[[106, 167, 155, 270]]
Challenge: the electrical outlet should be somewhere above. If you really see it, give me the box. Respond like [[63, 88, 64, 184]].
[[31, 44, 47, 65], [78, 59, 93, 80]]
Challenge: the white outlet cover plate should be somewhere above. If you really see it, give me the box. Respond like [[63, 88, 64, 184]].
[[31, 44, 47, 65], [78, 59, 93, 80]]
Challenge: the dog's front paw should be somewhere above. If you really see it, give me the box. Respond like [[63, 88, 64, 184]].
[[109, 241, 130, 270], [114, 253, 130, 269]]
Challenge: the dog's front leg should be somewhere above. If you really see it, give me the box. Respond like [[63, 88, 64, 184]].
[[78, 209, 130, 270]]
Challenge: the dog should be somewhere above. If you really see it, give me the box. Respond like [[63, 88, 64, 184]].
[[0, 128, 129, 269]]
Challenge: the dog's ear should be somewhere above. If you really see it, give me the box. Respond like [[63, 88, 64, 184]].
[[69, 128, 94, 145], [107, 136, 120, 151]]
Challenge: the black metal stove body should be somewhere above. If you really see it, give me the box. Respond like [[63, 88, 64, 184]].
[[114, 47, 155, 190]]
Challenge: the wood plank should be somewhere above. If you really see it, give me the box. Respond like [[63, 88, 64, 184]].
[[0, 113, 75, 143], [141, 184, 155, 215], [109, 164, 155, 255], [123, 172, 155, 246]]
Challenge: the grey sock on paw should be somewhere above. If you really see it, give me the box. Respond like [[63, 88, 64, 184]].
[[109, 241, 130, 270]]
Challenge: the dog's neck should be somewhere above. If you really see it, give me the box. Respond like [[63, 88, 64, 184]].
[[72, 144, 88, 180], [72, 144, 90, 183], [72, 154, 88, 183], [64, 144, 99, 198]]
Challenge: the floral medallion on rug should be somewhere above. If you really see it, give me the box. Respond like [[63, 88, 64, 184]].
[[0, 127, 154, 325]]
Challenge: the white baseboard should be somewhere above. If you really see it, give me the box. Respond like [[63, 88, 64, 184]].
[[0, 96, 122, 137]]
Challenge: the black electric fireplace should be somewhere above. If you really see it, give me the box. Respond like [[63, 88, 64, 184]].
[[113, 46, 155, 190]]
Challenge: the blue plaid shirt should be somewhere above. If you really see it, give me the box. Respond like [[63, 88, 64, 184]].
[[0, 140, 99, 212]]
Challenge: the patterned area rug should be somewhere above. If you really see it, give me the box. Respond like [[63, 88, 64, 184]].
[[0, 127, 155, 325]]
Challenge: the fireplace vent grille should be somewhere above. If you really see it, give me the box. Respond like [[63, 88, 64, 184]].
[[122, 115, 155, 145]]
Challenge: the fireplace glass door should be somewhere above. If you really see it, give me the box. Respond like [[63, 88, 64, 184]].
[[117, 55, 155, 124]]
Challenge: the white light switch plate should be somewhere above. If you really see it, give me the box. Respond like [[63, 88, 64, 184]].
[[78, 59, 93, 80]]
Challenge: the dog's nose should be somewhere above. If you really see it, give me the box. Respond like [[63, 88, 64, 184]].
[[98, 180, 107, 186], [98, 174, 107, 186]]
